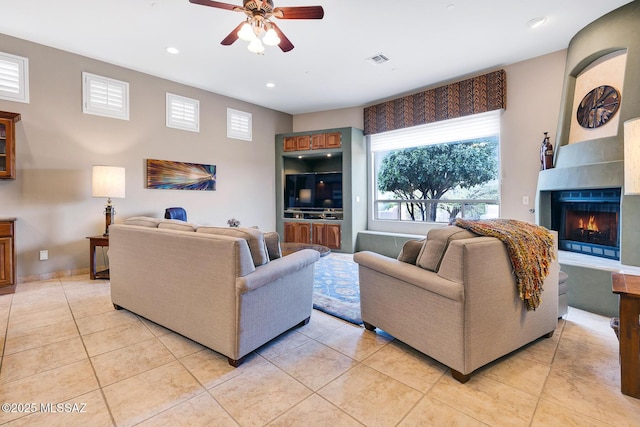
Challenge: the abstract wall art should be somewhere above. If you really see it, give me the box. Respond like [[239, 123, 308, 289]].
[[146, 159, 216, 191]]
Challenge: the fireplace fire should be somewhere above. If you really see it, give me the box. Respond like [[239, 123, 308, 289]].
[[551, 188, 621, 260]]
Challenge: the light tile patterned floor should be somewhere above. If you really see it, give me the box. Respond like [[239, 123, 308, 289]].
[[0, 275, 639, 426]]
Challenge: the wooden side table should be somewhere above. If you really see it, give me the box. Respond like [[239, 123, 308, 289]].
[[611, 272, 640, 399], [87, 235, 109, 280]]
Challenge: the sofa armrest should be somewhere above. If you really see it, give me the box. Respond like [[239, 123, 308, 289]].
[[354, 251, 463, 302], [236, 249, 320, 293]]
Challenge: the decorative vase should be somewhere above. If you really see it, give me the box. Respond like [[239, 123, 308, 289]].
[[540, 132, 554, 170]]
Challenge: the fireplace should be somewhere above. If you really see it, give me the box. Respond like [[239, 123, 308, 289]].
[[551, 188, 621, 260]]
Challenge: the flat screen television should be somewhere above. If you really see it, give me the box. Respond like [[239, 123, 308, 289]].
[[285, 172, 342, 210]]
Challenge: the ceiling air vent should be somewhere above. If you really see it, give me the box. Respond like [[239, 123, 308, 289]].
[[366, 54, 390, 65]]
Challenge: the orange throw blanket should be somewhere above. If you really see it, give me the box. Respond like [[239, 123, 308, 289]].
[[455, 219, 555, 310]]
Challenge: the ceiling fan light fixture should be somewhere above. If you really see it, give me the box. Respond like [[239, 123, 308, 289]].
[[190, 1, 324, 54], [248, 38, 265, 54], [238, 22, 257, 41], [263, 28, 281, 46]]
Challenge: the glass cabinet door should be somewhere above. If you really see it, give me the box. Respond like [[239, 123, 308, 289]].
[[0, 122, 6, 172]]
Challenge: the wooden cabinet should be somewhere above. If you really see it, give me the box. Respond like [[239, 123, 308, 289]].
[[0, 219, 16, 294], [284, 132, 340, 152], [283, 135, 311, 152], [296, 135, 310, 151], [285, 221, 340, 248], [311, 133, 325, 150], [325, 132, 342, 149], [0, 112, 21, 180], [312, 223, 341, 249], [283, 136, 297, 152], [284, 222, 311, 243]]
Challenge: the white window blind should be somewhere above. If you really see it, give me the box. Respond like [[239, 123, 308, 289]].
[[370, 110, 501, 152], [227, 108, 252, 141], [166, 93, 199, 132], [82, 72, 129, 120], [0, 52, 29, 103]]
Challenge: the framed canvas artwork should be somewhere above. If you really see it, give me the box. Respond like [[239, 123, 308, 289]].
[[146, 159, 216, 191]]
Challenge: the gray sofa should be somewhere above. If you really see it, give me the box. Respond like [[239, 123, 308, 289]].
[[354, 225, 559, 383], [108, 217, 319, 366]]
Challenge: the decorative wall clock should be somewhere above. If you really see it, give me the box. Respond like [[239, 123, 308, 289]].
[[576, 85, 621, 129]]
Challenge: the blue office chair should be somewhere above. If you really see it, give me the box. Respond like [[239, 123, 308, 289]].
[[164, 207, 187, 221]]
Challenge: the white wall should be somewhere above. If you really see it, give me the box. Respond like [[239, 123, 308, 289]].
[[292, 50, 568, 233], [0, 33, 292, 280]]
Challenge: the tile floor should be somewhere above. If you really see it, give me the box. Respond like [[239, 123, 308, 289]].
[[0, 275, 639, 426]]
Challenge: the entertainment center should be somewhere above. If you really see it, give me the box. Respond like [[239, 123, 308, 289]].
[[275, 127, 366, 252]]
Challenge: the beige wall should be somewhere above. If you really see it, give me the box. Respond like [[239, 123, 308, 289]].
[[292, 50, 568, 232], [293, 108, 364, 133], [501, 49, 567, 221], [0, 34, 292, 280]]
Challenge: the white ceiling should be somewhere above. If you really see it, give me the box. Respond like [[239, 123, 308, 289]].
[[0, 0, 633, 115]]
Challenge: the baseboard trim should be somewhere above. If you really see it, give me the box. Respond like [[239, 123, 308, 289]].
[[18, 267, 90, 284]]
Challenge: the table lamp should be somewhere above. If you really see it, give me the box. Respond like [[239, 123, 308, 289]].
[[92, 165, 125, 236]]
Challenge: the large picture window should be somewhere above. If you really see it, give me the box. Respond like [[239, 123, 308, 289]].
[[370, 111, 501, 230]]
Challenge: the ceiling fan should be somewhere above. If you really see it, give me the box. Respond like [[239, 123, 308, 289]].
[[189, 0, 324, 54]]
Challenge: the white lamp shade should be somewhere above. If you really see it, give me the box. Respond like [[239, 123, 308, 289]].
[[238, 23, 256, 42], [247, 38, 265, 54], [624, 118, 640, 195], [263, 28, 280, 46], [92, 166, 126, 198]]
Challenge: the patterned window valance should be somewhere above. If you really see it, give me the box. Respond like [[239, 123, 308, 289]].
[[363, 69, 506, 135]]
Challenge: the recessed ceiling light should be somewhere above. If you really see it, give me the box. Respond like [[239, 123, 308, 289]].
[[166, 47, 179, 54], [266, 82, 275, 88], [528, 17, 547, 29]]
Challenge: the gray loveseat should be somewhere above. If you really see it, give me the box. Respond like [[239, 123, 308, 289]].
[[108, 217, 319, 366], [354, 225, 559, 383]]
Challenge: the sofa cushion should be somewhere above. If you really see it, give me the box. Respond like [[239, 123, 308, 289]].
[[197, 226, 269, 266], [123, 216, 161, 228], [158, 219, 199, 232], [397, 239, 424, 265], [264, 231, 282, 260], [417, 226, 477, 272]]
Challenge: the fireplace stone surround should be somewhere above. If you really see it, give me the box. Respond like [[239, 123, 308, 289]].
[[535, 1, 640, 317]]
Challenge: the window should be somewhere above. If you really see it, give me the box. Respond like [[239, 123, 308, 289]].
[[166, 93, 199, 132], [227, 108, 252, 141], [82, 72, 129, 120], [0, 52, 29, 103], [370, 110, 501, 231]]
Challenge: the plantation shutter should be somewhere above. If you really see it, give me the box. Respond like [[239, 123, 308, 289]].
[[370, 110, 501, 152], [82, 72, 129, 120], [227, 108, 252, 141], [166, 93, 199, 132], [0, 52, 29, 103]]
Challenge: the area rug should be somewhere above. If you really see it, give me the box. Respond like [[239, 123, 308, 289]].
[[313, 253, 362, 325]]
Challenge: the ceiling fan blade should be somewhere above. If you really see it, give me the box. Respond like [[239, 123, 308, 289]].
[[221, 21, 245, 45], [188, 0, 243, 12], [270, 22, 294, 52], [272, 6, 324, 20]]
